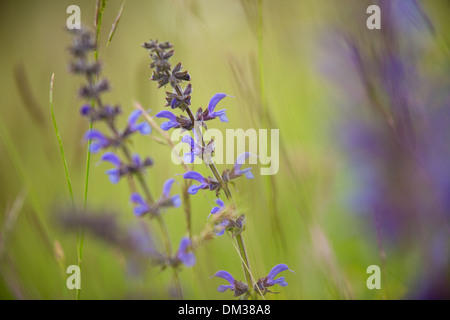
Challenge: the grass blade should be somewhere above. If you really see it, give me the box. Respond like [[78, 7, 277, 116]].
[[49, 73, 74, 208], [105, 1, 126, 52]]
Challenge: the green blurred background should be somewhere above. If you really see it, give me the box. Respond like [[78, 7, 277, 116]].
[[0, 0, 449, 299]]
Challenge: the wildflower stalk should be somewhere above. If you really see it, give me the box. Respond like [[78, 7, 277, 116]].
[[143, 39, 265, 299], [69, 30, 184, 299], [77, 2, 108, 299]]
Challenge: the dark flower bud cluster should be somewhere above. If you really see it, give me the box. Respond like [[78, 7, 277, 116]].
[[78, 78, 111, 100], [68, 29, 96, 58], [166, 83, 192, 109], [68, 29, 110, 102], [68, 29, 117, 127], [142, 40, 191, 111], [69, 60, 102, 77]]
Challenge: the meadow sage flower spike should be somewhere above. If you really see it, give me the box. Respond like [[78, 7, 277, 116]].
[[142, 36, 294, 299]]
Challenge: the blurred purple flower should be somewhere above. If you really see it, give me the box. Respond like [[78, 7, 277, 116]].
[[176, 237, 195, 267], [80, 104, 121, 122], [101, 152, 153, 184], [130, 178, 181, 217], [233, 152, 254, 179], [101, 152, 122, 183], [84, 129, 111, 153], [130, 193, 151, 217], [222, 152, 256, 182], [160, 178, 181, 208], [214, 219, 229, 236], [209, 198, 225, 218], [126, 110, 151, 135]]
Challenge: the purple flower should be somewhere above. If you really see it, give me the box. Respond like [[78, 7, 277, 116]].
[[183, 171, 218, 195], [181, 132, 215, 164], [207, 93, 229, 122], [155, 110, 180, 131], [181, 135, 201, 163], [84, 129, 111, 153], [222, 152, 256, 182], [265, 264, 293, 287], [160, 178, 181, 208], [233, 152, 255, 179], [155, 110, 194, 132], [213, 219, 229, 236], [176, 237, 195, 267], [101, 152, 122, 183], [196, 93, 230, 123], [255, 264, 294, 295], [101, 152, 153, 184], [211, 270, 249, 297], [80, 104, 91, 116], [209, 198, 225, 218], [130, 179, 181, 217], [130, 193, 151, 217], [127, 110, 151, 135]]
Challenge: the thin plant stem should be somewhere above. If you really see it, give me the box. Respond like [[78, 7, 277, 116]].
[[236, 234, 252, 288], [50, 74, 74, 209]]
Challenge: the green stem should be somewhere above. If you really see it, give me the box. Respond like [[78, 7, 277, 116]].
[[236, 233, 253, 290]]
